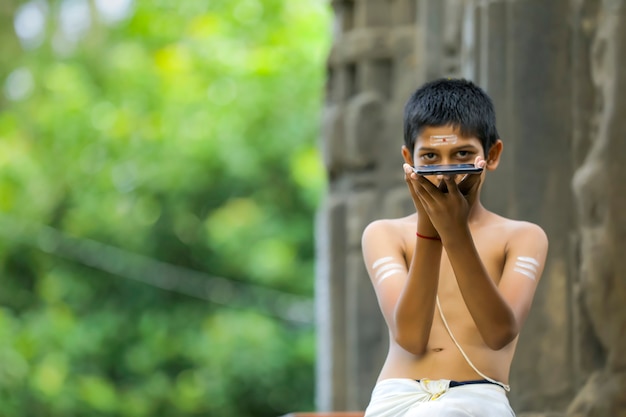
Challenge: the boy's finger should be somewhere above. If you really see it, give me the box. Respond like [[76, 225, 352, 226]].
[[416, 175, 440, 194], [415, 176, 438, 204], [405, 179, 419, 200], [403, 163, 417, 180], [474, 156, 487, 169], [444, 175, 461, 196], [458, 172, 482, 194]]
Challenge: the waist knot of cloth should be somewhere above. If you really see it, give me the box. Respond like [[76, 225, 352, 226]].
[[363, 378, 514, 417], [417, 378, 450, 401]]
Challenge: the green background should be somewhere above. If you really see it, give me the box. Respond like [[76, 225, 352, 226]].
[[0, 0, 331, 415]]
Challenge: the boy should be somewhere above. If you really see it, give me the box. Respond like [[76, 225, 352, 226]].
[[361, 78, 548, 417]]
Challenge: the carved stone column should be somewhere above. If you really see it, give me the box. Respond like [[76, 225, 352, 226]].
[[316, 1, 626, 415], [316, 0, 421, 411], [568, 1, 626, 416], [409, 0, 576, 413]]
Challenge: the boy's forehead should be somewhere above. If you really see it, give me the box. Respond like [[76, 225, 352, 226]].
[[418, 125, 462, 138], [416, 126, 480, 147]]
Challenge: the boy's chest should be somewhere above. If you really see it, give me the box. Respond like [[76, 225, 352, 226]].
[[441, 242, 506, 284], [403, 236, 507, 288]]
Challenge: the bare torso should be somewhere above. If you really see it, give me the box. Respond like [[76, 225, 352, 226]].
[[373, 212, 522, 384]]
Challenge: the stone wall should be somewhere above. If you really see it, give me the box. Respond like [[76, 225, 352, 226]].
[[315, 0, 419, 409], [567, 1, 626, 416], [315, 0, 626, 415]]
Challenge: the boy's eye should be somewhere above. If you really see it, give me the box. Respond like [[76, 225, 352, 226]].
[[420, 153, 437, 161]]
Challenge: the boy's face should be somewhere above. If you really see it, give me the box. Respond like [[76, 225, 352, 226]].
[[408, 125, 486, 190]]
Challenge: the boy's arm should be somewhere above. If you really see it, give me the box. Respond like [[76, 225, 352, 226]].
[[445, 222, 548, 350], [413, 173, 549, 350], [361, 220, 442, 355]]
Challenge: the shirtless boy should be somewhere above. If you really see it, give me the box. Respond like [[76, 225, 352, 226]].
[[361, 78, 548, 417]]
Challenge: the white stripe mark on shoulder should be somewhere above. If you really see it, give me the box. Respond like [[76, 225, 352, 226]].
[[514, 267, 537, 280], [514, 256, 540, 280], [377, 269, 404, 284], [375, 264, 405, 282], [517, 256, 540, 266], [515, 261, 538, 273], [372, 256, 394, 269]]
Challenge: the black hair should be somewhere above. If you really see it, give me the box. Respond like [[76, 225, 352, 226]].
[[403, 78, 499, 154]]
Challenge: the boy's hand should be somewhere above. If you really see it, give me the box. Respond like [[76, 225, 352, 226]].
[[412, 157, 486, 240], [456, 156, 487, 205], [403, 163, 438, 237]]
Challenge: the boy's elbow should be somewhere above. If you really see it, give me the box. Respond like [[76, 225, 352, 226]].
[[485, 326, 519, 351], [394, 334, 428, 356]]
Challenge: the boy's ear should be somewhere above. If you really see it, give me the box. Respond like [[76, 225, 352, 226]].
[[485, 140, 503, 171], [401, 145, 414, 165]]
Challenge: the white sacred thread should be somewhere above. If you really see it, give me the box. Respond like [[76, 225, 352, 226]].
[[514, 256, 540, 280], [372, 257, 405, 284]]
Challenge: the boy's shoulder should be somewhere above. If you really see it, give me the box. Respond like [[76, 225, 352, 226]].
[[481, 212, 548, 245], [361, 214, 418, 248], [360, 215, 416, 259], [361, 212, 547, 246], [485, 211, 545, 230], [362, 214, 416, 235]]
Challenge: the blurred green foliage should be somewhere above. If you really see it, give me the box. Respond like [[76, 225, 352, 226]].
[[0, 0, 330, 415]]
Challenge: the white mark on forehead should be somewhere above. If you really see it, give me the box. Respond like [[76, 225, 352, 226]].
[[514, 256, 540, 281], [429, 135, 458, 146]]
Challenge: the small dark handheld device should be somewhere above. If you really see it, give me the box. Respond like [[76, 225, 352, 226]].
[[413, 164, 483, 176]]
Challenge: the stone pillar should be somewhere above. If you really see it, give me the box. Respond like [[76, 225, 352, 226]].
[[316, 0, 626, 415], [316, 0, 421, 411], [567, 1, 626, 416], [473, 1, 577, 413], [411, 3, 578, 412]]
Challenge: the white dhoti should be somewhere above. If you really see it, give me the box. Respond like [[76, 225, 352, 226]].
[[363, 378, 515, 417]]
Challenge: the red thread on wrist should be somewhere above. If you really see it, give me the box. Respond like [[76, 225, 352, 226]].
[[416, 232, 441, 241]]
